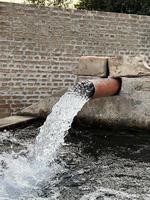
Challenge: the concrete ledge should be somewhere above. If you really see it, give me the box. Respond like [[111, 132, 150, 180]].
[[0, 116, 36, 130], [77, 95, 150, 130]]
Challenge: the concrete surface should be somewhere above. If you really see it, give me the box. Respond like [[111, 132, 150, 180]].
[[19, 78, 150, 130], [77, 77, 150, 130], [0, 116, 36, 130]]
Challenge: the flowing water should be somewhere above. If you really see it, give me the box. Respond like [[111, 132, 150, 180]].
[[1, 82, 150, 200], [33, 90, 89, 163], [0, 83, 92, 199], [1, 122, 150, 200]]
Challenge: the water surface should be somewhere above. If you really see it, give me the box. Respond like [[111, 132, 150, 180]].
[[1, 122, 150, 200], [0, 89, 89, 199]]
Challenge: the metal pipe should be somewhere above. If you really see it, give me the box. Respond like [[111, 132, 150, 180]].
[[73, 78, 122, 99], [91, 78, 122, 98]]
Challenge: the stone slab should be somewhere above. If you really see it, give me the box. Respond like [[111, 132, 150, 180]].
[[0, 116, 36, 130], [73, 56, 108, 77], [109, 56, 150, 77]]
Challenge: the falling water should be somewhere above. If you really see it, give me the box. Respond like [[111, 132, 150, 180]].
[[33, 90, 88, 163], [0, 81, 94, 199]]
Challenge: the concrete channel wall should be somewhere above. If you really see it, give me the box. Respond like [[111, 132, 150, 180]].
[[1, 2, 150, 118]]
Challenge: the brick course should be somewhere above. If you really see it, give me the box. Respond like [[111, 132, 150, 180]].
[[0, 2, 150, 117]]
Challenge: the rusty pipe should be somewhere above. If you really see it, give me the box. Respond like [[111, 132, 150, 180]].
[[90, 78, 122, 98], [73, 78, 122, 98]]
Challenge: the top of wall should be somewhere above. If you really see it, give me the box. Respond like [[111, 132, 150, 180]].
[[1, 1, 150, 20]]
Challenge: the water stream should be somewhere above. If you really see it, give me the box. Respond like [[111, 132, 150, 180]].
[[1, 82, 150, 199], [0, 83, 92, 199]]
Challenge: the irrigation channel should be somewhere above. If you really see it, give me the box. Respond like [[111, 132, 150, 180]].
[[0, 81, 150, 200]]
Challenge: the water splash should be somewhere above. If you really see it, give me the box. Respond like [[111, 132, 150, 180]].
[[0, 86, 90, 199], [33, 89, 88, 163]]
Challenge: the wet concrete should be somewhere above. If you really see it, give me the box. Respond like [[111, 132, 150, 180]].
[[0, 116, 36, 131], [19, 77, 150, 130], [0, 122, 150, 199]]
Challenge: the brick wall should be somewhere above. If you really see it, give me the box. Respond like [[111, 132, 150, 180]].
[[0, 2, 150, 118]]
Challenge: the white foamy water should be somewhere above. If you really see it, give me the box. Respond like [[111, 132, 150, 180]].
[[33, 90, 88, 163], [80, 187, 150, 200], [0, 89, 88, 199]]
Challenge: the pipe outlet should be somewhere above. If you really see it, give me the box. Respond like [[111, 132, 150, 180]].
[[73, 78, 122, 99], [91, 78, 122, 98]]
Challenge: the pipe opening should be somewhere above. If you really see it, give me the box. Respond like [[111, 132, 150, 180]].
[[73, 80, 95, 98], [73, 78, 122, 99]]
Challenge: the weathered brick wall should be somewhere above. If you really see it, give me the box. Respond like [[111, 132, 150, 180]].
[[0, 2, 150, 118]]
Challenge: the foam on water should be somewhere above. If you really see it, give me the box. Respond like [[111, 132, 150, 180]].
[[0, 89, 89, 199], [80, 187, 150, 200]]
